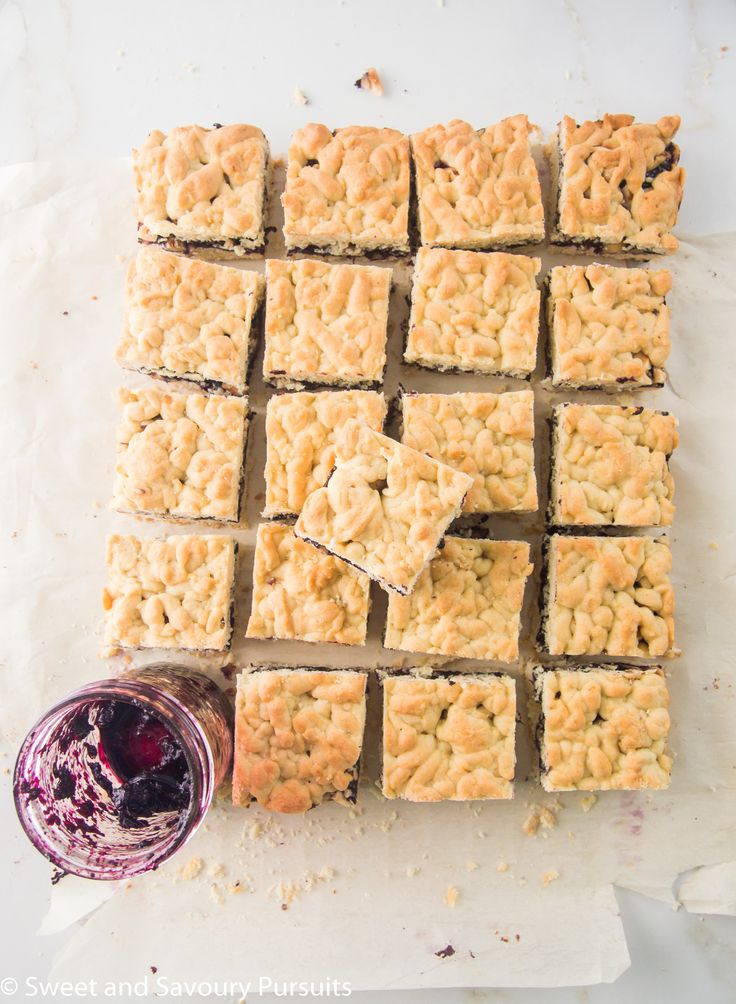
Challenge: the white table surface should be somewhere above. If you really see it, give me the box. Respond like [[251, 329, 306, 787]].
[[1, 0, 736, 1000]]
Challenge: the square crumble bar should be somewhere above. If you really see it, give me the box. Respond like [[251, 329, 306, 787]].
[[384, 537, 533, 662], [294, 421, 473, 595], [112, 386, 248, 524], [245, 523, 371, 647], [282, 124, 411, 256], [404, 247, 541, 378], [381, 673, 516, 801], [549, 403, 678, 527], [134, 124, 270, 257], [262, 258, 391, 389], [411, 116, 545, 249], [233, 667, 368, 813], [116, 248, 264, 396], [532, 665, 671, 792], [102, 533, 237, 653]]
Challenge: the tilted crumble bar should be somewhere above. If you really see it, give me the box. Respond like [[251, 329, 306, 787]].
[[116, 247, 265, 395], [134, 124, 270, 256], [400, 390, 538, 515], [411, 116, 545, 249], [384, 537, 532, 662], [549, 114, 685, 256], [245, 523, 371, 646], [547, 264, 671, 389], [550, 403, 678, 527], [264, 389, 386, 518], [112, 387, 248, 524], [294, 421, 473, 594], [542, 534, 675, 658], [381, 673, 516, 801], [262, 258, 391, 388], [102, 534, 236, 652], [233, 667, 368, 812], [533, 665, 671, 791], [404, 247, 540, 378], [282, 123, 410, 255]]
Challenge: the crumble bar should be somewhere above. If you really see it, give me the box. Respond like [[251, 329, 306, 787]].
[[282, 123, 410, 256], [411, 116, 545, 249], [102, 533, 236, 652], [264, 389, 386, 518], [381, 673, 516, 801], [532, 665, 671, 791], [294, 421, 473, 595], [134, 124, 270, 257], [116, 248, 264, 395], [549, 114, 685, 256], [245, 523, 371, 646], [547, 264, 671, 389], [262, 258, 391, 388], [400, 389, 538, 515], [112, 387, 248, 524], [404, 247, 540, 378], [550, 403, 678, 527], [384, 536, 532, 662], [541, 534, 675, 658], [233, 667, 368, 812]]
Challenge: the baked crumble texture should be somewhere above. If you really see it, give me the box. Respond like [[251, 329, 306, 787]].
[[411, 117, 544, 248], [133, 124, 269, 253], [548, 264, 671, 389], [551, 403, 678, 527], [384, 537, 532, 662], [405, 247, 540, 377], [282, 123, 410, 254], [543, 534, 675, 658], [551, 114, 685, 254], [233, 668, 368, 812], [116, 248, 264, 395], [262, 258, 390, 388], [245, 523, 371, 646], [112, 386, 248, 523], [534, 665, 671, 791], [401, 390, 538, 515], [264, 389, 386, 517], [381, 674, 516, 801], [102, 533, 236, 652], [294, 421, 473, 594]]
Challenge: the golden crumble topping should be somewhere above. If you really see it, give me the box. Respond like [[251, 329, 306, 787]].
[[534, 666, 671, 791], [381, 674, 516, 801], [264, 389, 386, 517], [551, 403, 678, 527], [384, 537, 532, 662], [233, 668, 367, 813], [112, 387, 248, 523], [405, 247, 540, 377], [102, 534, 236, 652]]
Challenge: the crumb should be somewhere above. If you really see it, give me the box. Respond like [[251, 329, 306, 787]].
[[293, 87, 309, 106], [179, 857, 204, 881], [435, 944, 455, 958], [115, 254, 126, 263], [405, 866, 420, 877], [90, 295, 98, 301], [182, 62, 198, 73], [272, 156, 285, 170], [62, 311, 69, 316], [210, 883, 225, 905], [248, 821, 264, 840], [281, 903, 288, 911], [150, 966, 157, 974], [541, 869, 560, 886], [444, 885, 459, 908], [580, 795, 598, 813], [465, 860, 478, 872], [523, 801, 561, 837], [30, 361, 39, 369], [209, 862, 226, 879], [497, 861, 509, 873], [354, 67, 383, 96], [564, 69, 571, 80], [709, 541, 719, 550]]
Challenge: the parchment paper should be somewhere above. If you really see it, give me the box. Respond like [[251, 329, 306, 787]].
[[1, 159, 735, 991]]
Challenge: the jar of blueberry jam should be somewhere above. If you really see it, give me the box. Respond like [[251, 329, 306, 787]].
[[13, 665, 232, 881]]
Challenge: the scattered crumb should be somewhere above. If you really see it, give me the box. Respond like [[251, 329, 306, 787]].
[[293, 87, 309, 106], [209, 862, 226, 879], [30, 361, 39, 369], [465, 860, 479, 872], [580, 795, 598, 813], [90, 294, 98, 301], [564, 69, 571, 80], [182, 62, 198, 73], [523, 801, 562, 837], [179, 857, 204, 881], [720, 45, 729, 52], [150, 966, 157, 975], [435, 944, 455, 958], [444, 885, 459, 908], [210, 883, 225, 905], [497, 861, 509, 873], [405, 866, 420, 877], [248, 821, 264, 840], [62, 310, 69, 316], [354, 67, 384, 96], [541, 869, 560, 886], [709, 541, 719, 550]]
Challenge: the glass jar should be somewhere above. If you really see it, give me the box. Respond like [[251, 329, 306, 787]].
[[13, 664, 233, 881]]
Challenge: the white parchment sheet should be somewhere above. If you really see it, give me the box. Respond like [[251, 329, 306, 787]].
[[1, 160, 735, 990]]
